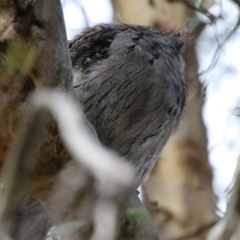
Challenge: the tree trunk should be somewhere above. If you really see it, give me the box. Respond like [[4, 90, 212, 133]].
[[111, 0, 219, 239], [0, 1, 160, 239]]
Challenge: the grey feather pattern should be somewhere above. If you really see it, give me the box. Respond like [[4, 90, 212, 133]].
[[70, 24, 187, 184]]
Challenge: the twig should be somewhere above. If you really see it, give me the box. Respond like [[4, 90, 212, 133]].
[[168, 0, 219, 23], [90, 199, 117, 240], [77, 0, 90, 28], [30, 90, 134, 195], [0, 89, 134, 237], [198, 3, 240, 76], [207, 157, 240, 240]]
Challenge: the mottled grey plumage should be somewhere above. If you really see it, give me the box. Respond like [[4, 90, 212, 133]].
[[70, 24, 186, 184]]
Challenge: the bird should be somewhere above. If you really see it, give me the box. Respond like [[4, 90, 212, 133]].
[[69, 24, 187, 185]]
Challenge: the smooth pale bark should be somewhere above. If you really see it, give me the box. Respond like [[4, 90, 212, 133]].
[[111, 0, 192, 30], [111, 0, 219, 239]]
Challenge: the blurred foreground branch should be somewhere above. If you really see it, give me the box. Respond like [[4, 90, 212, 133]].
[[0, 1, 159, 239], [0, 89, 134, 239]]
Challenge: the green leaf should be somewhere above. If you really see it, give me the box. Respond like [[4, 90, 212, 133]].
[[126, 208, 147, 221], [49, 220, 85, 237]]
